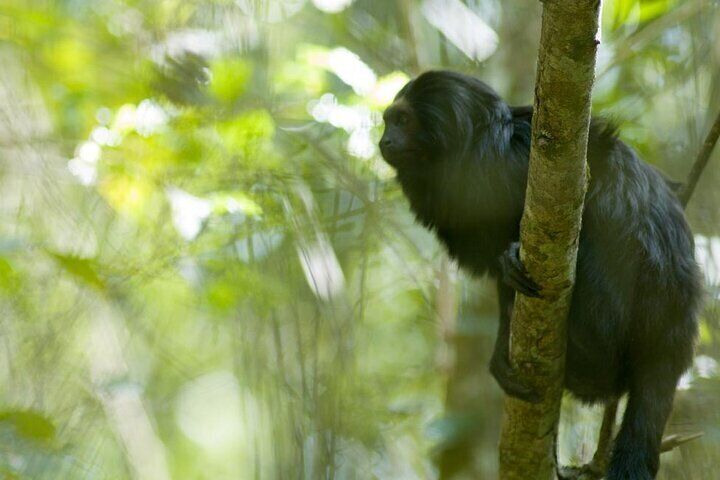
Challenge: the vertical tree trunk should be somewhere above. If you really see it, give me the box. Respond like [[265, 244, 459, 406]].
[[498, 1, 601, 479]]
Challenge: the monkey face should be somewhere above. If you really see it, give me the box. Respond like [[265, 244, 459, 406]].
[[380, 71, 511, 170], [379, 99, 423, 168]]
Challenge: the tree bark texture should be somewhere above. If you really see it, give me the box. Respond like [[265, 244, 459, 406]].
[[498, 1, 601, 479]]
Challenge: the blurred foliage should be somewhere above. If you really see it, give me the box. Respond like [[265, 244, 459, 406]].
[[0, 0, 719, 479]]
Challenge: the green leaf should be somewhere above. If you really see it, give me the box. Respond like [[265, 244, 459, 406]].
[[217, 109, 276, 162], [0, 409, 56, 443], [0, 258, 18, 291], [639, 0, 674, 23], [208, 57, 252, 104], [206, 281, 238, 311], [46, 251, 106, 291], [611, 0, 639, 29]]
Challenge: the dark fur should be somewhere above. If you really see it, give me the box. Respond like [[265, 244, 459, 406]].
[[380, 71, 703, 479]]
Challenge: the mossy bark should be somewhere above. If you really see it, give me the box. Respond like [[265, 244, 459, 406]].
[[498, 1, 601, 479]]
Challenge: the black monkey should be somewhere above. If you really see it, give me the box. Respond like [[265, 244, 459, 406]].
[[379, 70, 703, 480]]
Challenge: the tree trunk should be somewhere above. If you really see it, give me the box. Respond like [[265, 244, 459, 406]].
[[498, 1, 601, 479]]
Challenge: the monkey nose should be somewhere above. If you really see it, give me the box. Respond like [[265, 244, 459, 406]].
[[379, 138, 393, 149]]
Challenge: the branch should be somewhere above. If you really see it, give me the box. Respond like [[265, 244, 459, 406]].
[[678, 108, 720, 207], [661, 432, 704, 453], [497, 1, 601, 479]]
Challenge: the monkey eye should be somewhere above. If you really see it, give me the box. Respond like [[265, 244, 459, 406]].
[[395, 113, 409, 126]]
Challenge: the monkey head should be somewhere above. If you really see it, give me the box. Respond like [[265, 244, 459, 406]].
[[379, 70, 512, 170]]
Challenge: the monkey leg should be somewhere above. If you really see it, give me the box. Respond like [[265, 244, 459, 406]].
[[606, 365, 677, 480], [490, 280, 541, 404]]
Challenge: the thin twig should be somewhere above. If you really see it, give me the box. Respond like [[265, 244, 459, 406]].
[[679, 108, 720, 207], [660, 432, 705, 453]]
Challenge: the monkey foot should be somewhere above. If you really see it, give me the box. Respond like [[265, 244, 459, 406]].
[[499, 242, 542, 298], [490, 353, 542, 404]]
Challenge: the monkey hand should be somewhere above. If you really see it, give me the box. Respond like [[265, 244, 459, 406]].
[[489, 351, 542, 403], [499, 242, 542, 298]]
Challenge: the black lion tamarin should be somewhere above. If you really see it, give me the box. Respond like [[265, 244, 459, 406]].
[[379, 70, 703, 480]]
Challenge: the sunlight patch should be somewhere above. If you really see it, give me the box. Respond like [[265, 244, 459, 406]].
[[68, 141, 101, 185], [151, 29, 224, 62], [368, 72, 411, 108], [297, 236, 345, 301], [236, 0, 306, 23], [135, 100, 169, 137], [327, 47, 377, 95], [421, 0, 498, 62], [175, 371, 250, 452], [677, 355, 719, 391], [312, 0, 354, 13], [90, 126, 121, 147], [305, 46, 377, 95], [166, 188, 212, 241], [695, 235, 720, 289], [308, 93, 378, 159]]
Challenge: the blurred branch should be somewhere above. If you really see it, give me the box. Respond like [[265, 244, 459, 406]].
[[88, 308, 172, 480], [436, 258, 489, 480], [678, 107, 720, 207], [660, 431, 704, 452], [397, 0, 421, 74]]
